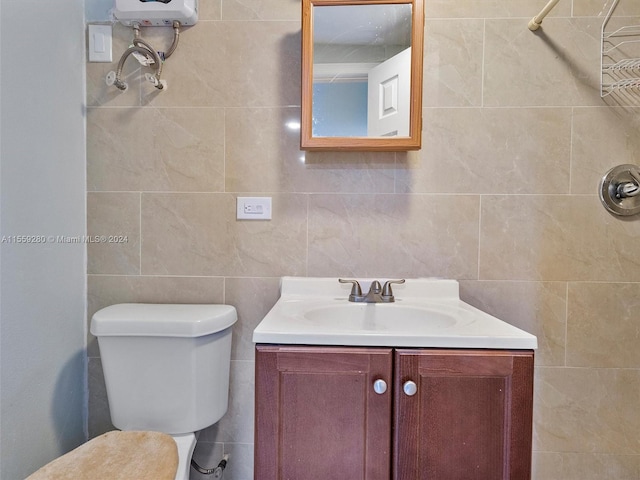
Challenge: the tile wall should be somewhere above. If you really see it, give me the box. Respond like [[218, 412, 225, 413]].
[[86, 0, 640, 478]]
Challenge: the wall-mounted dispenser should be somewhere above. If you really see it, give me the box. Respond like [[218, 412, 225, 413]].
[[106, 0, 198, 92], [113, 0, 198, 26]]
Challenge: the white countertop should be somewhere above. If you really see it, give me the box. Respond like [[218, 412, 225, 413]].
[[253, 277, 538, 350]]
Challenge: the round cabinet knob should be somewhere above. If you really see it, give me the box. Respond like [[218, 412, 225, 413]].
[[373, 379, 387, 395], [403, 380, 418, 396]]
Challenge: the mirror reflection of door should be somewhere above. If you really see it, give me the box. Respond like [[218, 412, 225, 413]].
[[367, 47, 411, 137], [311, 4, 412, 138]]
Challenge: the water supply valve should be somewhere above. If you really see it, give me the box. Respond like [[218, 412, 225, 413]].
[[599, 164, 640, 216]]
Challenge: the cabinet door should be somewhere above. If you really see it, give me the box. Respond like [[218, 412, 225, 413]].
[[394, 349, 534, 480], [255, 345, 393, 480]]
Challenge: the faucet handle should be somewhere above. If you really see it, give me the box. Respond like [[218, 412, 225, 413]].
[[382, 279, 406, 300], [338, 279, 363, 301]]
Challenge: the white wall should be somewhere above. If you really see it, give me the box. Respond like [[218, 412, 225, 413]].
[[0, 0, 87, 478]]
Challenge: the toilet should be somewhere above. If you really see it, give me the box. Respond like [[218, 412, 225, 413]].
[[90, 303, 237, 480]]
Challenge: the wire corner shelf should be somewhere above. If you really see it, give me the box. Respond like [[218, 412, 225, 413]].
[[601, 0, 640, 98]]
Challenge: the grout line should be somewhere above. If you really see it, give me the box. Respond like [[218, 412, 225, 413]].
[[568, 107, 574, 193], [477, 195, 483, 280], [481, 19, 486, 108], [564, 282, 569, 367], [223, 107, 227, 193], [305, 194, 310, 276], [222, 276, 227, 304], [87, 273, 281, 279], [139, 192, 143, 275], [393, 152, 398, 194], [88, 191, 601, 196]]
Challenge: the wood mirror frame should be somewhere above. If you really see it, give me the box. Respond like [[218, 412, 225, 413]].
[[301, 0, 424, 152]]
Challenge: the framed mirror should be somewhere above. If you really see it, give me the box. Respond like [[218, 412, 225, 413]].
[[301, 0, 424, 151]]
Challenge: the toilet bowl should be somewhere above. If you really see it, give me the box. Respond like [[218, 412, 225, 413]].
[[91, 303, 237, 480]]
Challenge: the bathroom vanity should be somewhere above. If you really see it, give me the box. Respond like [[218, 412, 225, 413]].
[[253, 277, 537, 480]]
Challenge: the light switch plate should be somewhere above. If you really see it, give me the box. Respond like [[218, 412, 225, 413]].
[[237, 197, 272, 220], [88, 24, 113, 63]]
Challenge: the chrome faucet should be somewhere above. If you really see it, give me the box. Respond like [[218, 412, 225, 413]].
[[339, 279, 405, 303]]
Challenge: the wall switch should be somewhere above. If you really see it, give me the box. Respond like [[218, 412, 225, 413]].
[[237, 197, 272, 220], [88, 24, 113, 63]]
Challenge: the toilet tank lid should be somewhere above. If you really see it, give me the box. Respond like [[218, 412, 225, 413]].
[[90, 303, 237, 337]]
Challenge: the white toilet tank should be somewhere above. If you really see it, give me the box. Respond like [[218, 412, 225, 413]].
[[90, 303, 237, 435]]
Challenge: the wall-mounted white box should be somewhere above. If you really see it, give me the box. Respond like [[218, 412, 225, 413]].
[[237, 197, 272, 220]]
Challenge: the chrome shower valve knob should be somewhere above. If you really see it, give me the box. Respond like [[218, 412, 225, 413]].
[[599, 164, 640, 216]]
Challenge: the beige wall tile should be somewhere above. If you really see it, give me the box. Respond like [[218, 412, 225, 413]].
[[484, 18, 601, 107], [308, 194, 480, 278], [567, 282, 640, 367], [225, 277, 281, 361], [221, 0, 299, 20], [460, 280, 567, 366], [141, 21, 301, 107], [141, 193, 307, 276], [480, 195, 640, 281], [571, 107, 640, 194], [534, 367, 640, 454], [533, 452, 640, 480], [87, 193, 141, 275], [398, 107, 571, 193], [87, 107, 225, 192], [198, 0, 222, 20], [198, 360, 255, 444], [225, 107, 396, 193], [425, 0, 571, 19], [423, 20, 483, 108], [225, 107, 300, 193], [87, 275, 225, 320], [295, 151, 397, 193], [141, 193, 231, 275]]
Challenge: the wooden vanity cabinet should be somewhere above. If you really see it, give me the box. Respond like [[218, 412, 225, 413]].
[[254, 345, 393, 480], [393, 349, 534, 480], [254, 345, 534, 480]]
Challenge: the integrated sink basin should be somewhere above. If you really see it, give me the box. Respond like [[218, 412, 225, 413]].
[[253, 277, 538, 349], [302, 304, 460, 331]]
